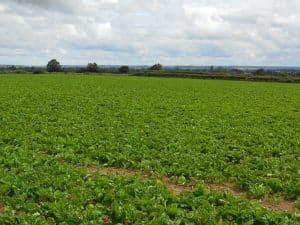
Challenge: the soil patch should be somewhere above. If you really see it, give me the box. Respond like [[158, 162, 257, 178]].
[[77, 165, 296, 212], [207, 182, 245, 196], [102, 215, 112, 225], [0, 205, 5, 214], [162, 177, 193, 195], [261, 198, 296, 212]]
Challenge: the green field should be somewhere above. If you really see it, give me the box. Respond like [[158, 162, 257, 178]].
[[0, 74, 300, 224]]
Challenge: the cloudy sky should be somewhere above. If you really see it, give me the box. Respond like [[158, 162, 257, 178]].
[[0, 0, 299, 66]]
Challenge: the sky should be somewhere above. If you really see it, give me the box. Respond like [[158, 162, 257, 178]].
[[0, 0, 300, 66]]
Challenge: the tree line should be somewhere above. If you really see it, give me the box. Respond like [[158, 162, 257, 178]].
[[46, 59, 162, 73]]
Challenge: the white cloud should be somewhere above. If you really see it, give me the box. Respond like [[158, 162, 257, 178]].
[[0, 3, 6, 12], [0, 0, 300, 66], [184, 5, 231, 39]]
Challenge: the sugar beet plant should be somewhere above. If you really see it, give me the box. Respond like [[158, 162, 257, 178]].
[[0, 74, 299, 224]]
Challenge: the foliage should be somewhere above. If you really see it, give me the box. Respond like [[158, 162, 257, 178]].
[[47, 59, 61, 73], [0, 150, 297, 224], [254, 69, 266, 75], [119, 66, 129, 74], [32, 68, 45, 74], [149, 63, 162, 71], [0, 74, 299, 224], [86, 63, 99, 73]]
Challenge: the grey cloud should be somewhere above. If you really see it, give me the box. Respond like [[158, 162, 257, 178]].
[[0, 0, 300, 66], [6, 0, 82, 13]]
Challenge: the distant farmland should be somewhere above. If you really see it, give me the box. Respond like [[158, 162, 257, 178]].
[[0, 73, 299, 224]]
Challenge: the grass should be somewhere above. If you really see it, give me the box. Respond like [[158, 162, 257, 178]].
[[0, 73, 299, 224]]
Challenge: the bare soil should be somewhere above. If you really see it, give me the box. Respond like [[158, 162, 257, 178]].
[[102, 215, 112, 225], [0, 205, 5, 214]]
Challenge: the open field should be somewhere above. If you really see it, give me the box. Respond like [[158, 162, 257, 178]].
[[134, 71, 300, 83], [0, 73, 300, 224]]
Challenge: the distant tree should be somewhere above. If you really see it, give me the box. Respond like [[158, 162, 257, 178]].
[[75, 67, 86, 73], [47, 59, 61, 72], [149, 63, 162, 71], [32, 67, 45, 74], [86, 63, 99, 73], [9, 65, 16, 71], [118, 65, 129, 73], [214, 66, 225, 72], [254, 68, 265, 75]]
